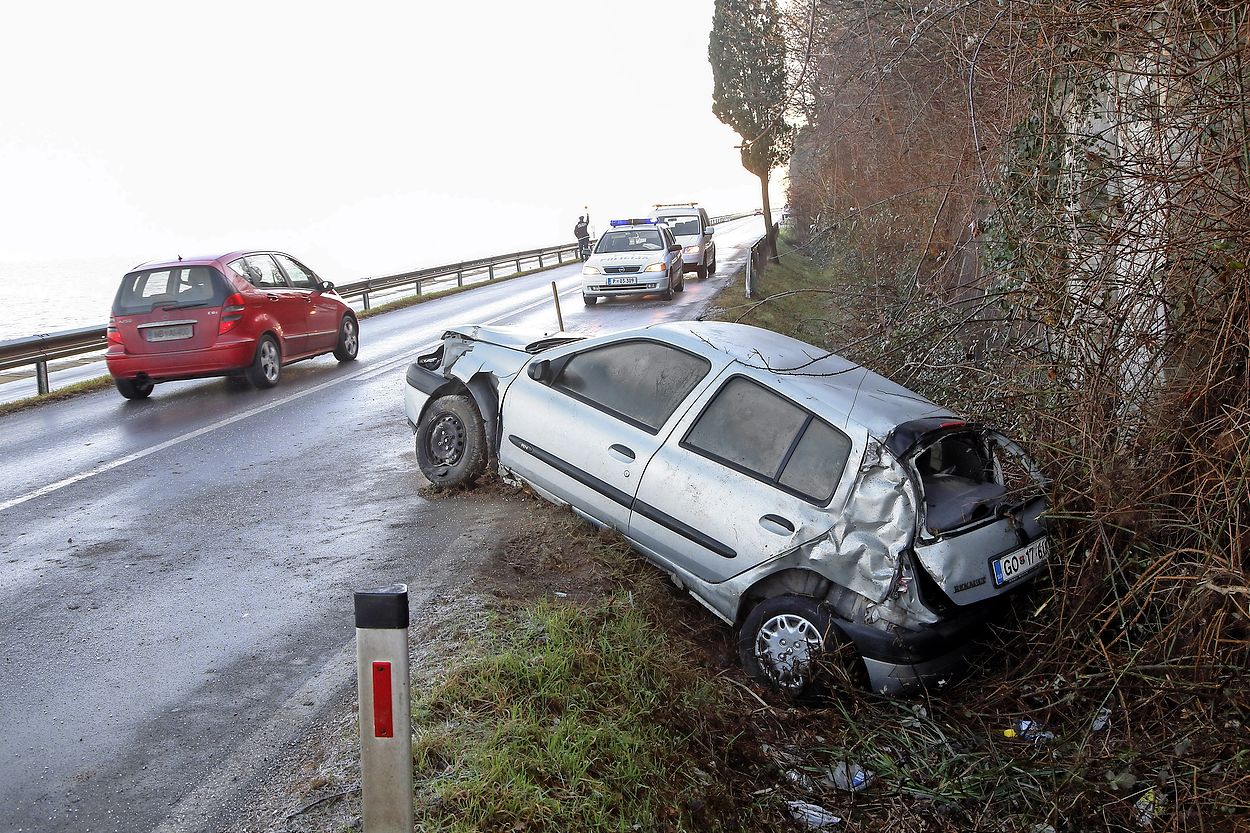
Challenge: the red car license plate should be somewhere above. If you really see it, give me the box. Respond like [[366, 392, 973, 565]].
[[144, 324, 193, 342]]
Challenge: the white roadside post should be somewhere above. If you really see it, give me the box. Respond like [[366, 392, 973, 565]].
[[354, 584, 413, 832]]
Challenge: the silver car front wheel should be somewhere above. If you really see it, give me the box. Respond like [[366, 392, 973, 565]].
[[415, 393, 488, 488]]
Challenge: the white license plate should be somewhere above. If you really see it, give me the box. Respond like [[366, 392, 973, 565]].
[[144, 324, 193, 342], [605, 276, 639, 286], [991, 537, 1050, 587]]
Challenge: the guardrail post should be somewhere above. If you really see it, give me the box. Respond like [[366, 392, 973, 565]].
[[488, 264, 495, 281], [538, 253, 544, 269], [362, 291, 372, 311], [354, 584, 413, 833], [456, 270, 463, 288], [515, 258, 522, 274], [557, 250, 564, 264], [415, 280, 423, 297], [36, 360, 50, 396]]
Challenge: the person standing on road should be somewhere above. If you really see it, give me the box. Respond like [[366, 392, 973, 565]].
[[574, 214, 592, 260]]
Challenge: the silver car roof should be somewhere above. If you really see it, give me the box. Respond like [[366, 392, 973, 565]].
[[640, 321, 954, 437]]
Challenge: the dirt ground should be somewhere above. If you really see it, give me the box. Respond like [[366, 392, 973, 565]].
[[217, 479, 745, 833]]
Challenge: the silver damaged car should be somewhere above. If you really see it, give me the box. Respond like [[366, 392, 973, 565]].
[[403, 321, 1050, 695]]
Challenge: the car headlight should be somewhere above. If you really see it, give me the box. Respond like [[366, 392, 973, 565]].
[[643, 262, 667, 272], [684, 245, 700, 254], [582, 264, 602, 275]]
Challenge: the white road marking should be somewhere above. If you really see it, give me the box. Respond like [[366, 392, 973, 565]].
[[0, 280, 585, 514]]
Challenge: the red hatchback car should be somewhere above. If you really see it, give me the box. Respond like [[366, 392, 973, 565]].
[[106, 250, 358, 399]]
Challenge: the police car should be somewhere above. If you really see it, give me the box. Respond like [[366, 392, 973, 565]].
[[651, 203, 716, 279], [581, 219, 685, 306]]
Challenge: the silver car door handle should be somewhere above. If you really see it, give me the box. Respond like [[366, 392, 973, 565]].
[[608, 444, 635, 462], [759, 514, 795, 535]]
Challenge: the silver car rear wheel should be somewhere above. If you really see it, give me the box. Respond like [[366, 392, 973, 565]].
[[739, 594, 838, 695], [755, 613, 825, 691]]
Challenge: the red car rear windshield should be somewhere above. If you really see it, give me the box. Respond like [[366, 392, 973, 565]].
[[113, 266, 230, 315]]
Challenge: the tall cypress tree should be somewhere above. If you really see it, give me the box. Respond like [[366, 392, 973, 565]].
[[709, 0, 789, 258]]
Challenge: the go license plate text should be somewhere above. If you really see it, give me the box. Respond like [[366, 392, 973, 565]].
[[990, 537, 1050, 587]]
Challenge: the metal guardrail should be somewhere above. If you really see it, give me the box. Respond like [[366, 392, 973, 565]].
[[0, 211, 760, 396], [744, 223, 778, 300], [339, 241, 580, 312], [0, 326, 109, 394]]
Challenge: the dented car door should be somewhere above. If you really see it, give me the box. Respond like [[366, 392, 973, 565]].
[[499, 338, 716, 532], [629, 370, 863, 584]]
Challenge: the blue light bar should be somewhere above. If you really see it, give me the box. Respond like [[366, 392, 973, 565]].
[[609, 218, 657, 227]]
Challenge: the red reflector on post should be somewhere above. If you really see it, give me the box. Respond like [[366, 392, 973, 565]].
[[371, 661, 393, 738]]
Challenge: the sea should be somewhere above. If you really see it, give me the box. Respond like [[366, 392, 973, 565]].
[[0, 257, 142, 342]]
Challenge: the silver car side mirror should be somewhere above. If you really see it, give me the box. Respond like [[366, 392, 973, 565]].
[[527, 359, 552, 383]]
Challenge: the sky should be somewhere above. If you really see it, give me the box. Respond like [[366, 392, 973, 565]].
[[0, 0, 780, 295]]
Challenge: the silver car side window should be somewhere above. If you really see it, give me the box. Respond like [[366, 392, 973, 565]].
[[684, 376, 852, 504], [777, 417, 853, 501], [552, 341, 710, 433], [685, 376, 806, 476]]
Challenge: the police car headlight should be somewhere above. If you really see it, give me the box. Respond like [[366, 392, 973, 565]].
[[642, 262, 667, 272], [582, 265, 602, 275], [683, 245, 700, 254]]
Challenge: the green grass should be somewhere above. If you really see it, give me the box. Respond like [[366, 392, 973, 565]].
[[0, 374, 113, 417], [704, 236, 856, 344], [410, 586, 769, 833]]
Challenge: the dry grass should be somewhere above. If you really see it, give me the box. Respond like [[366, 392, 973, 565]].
[[706, 231, 1250, 831]]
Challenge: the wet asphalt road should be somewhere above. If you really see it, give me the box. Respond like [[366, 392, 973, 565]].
[[0, 216, 764, 832]]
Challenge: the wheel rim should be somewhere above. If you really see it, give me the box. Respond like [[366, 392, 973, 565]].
[[260, 341, 279, 382], [427, 413, 466, 465], [343, 319, 358, 355], [755, 613, 824, 691]]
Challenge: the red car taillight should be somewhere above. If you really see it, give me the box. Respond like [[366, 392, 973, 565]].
[[219, 293, 246, 335], [107, 316, 123, 345]]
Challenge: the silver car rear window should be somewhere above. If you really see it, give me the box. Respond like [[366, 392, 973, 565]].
[[657, 216, 701, 236], [913, 430, 1044, 533]]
